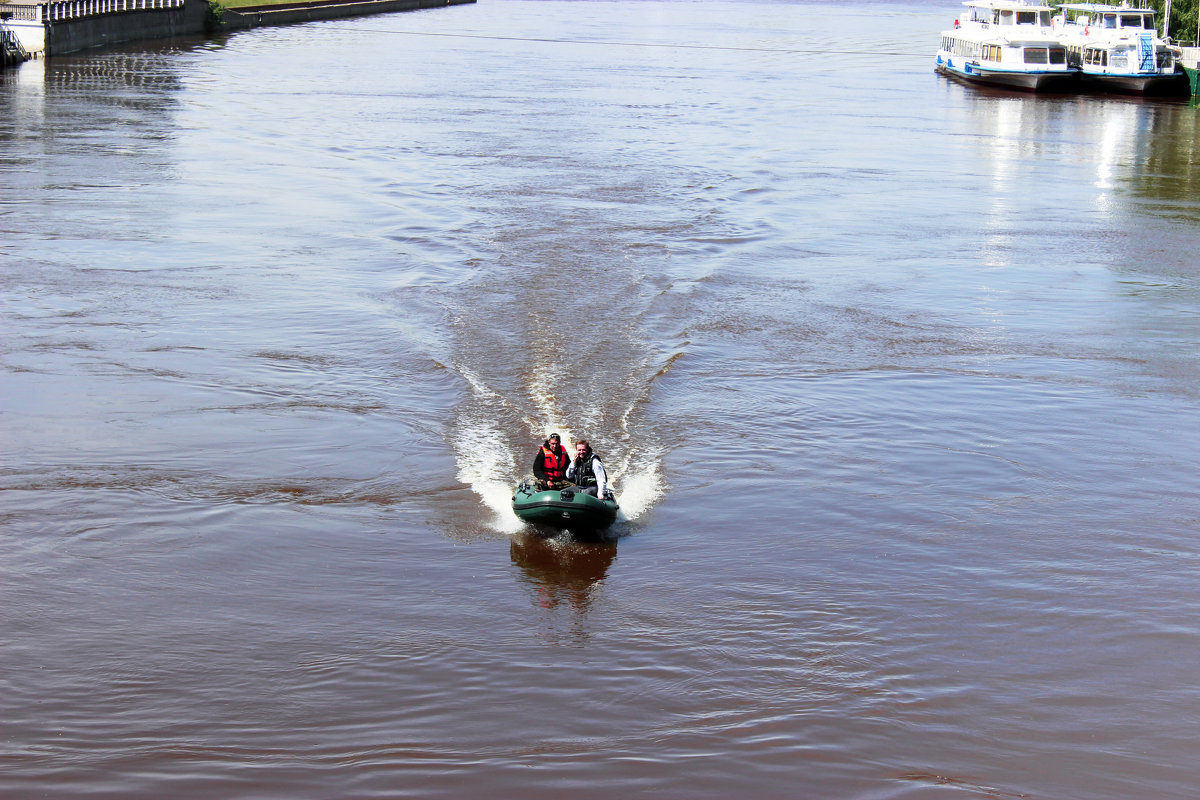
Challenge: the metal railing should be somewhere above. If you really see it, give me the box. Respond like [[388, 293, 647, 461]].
[[2, 23, 31, 64], [1, 4, 42, 21], [0, 0, 185, 23]]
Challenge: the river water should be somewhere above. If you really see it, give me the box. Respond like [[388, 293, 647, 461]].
[[2, 0, 1199, 797]]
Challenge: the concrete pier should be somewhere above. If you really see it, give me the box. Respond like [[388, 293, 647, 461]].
[[1, 0, 204, 56], [219, 0, 472, 31], [0, 0, 473, 58]]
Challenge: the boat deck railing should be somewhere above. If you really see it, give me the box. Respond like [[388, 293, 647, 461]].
[[1181, 46, 1200, 70]]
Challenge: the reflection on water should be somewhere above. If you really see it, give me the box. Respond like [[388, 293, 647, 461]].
[[510, 533, 616, 638], [957, 90, 1198, 219], [1125, 101, 1200, 209], [42, 50, 187, 91]]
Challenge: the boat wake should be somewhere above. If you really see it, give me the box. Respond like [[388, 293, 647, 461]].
[[449, 361, 669, 534]]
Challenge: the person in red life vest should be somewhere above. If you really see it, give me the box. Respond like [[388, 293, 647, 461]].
[[532, 432, 570, 489], [566, 439, 613, 500]]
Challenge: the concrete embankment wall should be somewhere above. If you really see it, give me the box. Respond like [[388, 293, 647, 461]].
[[219, 0, 472, 31], [48, 1, 206, 55], [1, 0, 473, 58], [0, 0, 207, 57]]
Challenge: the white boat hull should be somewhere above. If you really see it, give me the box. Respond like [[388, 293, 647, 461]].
[[1081, 70, 1188, 95], [936, 56, 1077, 92]]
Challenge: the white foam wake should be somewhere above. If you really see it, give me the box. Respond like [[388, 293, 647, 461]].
[[453, 367, 525, 534], [454, 418, 524, 534], [451, 363, 666, 533], [609, 458, 664, 521]]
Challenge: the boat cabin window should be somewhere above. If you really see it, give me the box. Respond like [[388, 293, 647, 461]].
[[1120, 14, 1143, 28], [1023, 47, 1067, 65], [1016, 11, 1036, 24], [1102, 14, 1117, 28], [997, 9, 1014, 25]]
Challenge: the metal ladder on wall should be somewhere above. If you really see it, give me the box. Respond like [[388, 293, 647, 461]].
[[1, 15, 31, 68]]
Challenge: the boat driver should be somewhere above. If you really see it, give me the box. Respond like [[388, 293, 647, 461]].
[[532, 432, 570, 489], [566, 440, 612, 500]]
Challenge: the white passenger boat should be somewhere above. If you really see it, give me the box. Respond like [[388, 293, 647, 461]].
[[936, 0, 1077, 91], [1052, 4, 1185, 94]]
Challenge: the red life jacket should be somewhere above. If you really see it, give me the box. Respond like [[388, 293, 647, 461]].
[[540, 445, 569, 481]]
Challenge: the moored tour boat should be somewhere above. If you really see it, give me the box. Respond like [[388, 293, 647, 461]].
[[1053, 3, 1186, 95], [936, 0, 1077, 91], [512, 479, 619, 532]]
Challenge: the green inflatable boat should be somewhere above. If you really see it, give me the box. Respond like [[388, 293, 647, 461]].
[[511, 479, 619, 532]]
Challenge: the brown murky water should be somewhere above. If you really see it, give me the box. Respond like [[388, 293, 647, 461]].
[[3, 1, 1199, 797]]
